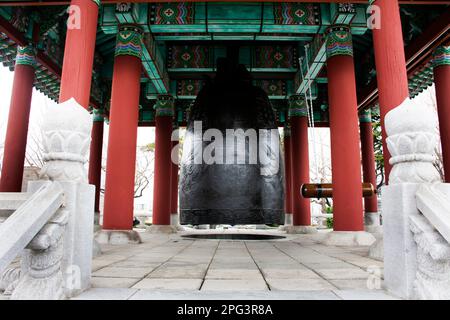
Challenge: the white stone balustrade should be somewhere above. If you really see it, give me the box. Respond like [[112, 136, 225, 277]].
[[35, 98, 95, 298], [0, 98, 95, 300], [0, 182, 65, 299], [382, 97, 450, 300]]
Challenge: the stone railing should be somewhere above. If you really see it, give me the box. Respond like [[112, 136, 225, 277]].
[[0, 182, 66, 299], [0, 98, 95, 300], [414, 183, 450, 299], [382, 97, 450, 299]]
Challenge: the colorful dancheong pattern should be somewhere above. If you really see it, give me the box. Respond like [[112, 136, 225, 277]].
[[150, 3, 194, 25], [254, 45, 297, 69], [254, 80, 287, 96], [168, 45, 210, 68], [177, 80, 204, 96], [15, 45, 36, 67], [274, 3, 320, 25], [288, 95, 308, 117], [115, 25, 143, 58], [155, 95, 175, 117], [325, 25, 353, 58], [359, 108, 372, 123], [433, 45, 450, 68]]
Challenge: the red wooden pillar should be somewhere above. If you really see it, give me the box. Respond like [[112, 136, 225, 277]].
[[152, 95, 174, 226], [170, 127, 179, 218], [434, 45, 450, 182], [0, 46, 36, 192], [289, 96, 311, 228], [283, 123, 293, 222], [88, 109, 104, 213], [59, 0, 100, 109], [326, 25, 364, 232], [103, 26, 143, 230], [371, 0, 409, 183], [359, 109, 378, 216]]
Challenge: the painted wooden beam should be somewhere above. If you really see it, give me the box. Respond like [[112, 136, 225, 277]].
[[1, 0, 448, 6], [294, 3, 365, 97], [0, 14, 101, 109]]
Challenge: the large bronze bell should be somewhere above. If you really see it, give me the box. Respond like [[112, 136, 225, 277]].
[[179, 58, 285, 225]]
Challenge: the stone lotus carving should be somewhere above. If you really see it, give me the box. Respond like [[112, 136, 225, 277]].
[[385, 98, 440, 184], [410, 214, 450, 300], [40, 98, 92, 183], [384, 97, 450, 299]]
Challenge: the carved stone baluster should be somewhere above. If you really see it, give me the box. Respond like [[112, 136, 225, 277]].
[[382, 97, 444, 299], [11, 208, 68, 300], [13, 98, 95, 299], [410, 214, 450, 299]]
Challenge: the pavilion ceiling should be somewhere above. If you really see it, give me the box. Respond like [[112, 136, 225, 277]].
[[0, 2, 448, 127]]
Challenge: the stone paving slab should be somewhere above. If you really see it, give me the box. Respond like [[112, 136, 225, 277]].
[[132, 278, 203, 290], [147, 266, 208, 279], [93, 266, 155, 279], [332, 289, 399, 300], [260, 268, 322, 279], [127, 289, 340, 300], [302, 261, 359, 269], [110, 260, 161, 269], [267, 278, 336, 291], [73, 229, 396, 299], [205, 268, 264, 280], [329, 279, 379, 290], [201, 279, 269, 291], [314, 268, 371, 280], [72, 288, 138, 300], [91, 277, 140, 288]]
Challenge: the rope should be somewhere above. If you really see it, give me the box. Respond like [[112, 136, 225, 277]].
[[299, 45, 320, 181]]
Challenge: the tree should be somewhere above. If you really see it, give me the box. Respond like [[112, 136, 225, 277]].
[[99, 142, 156, 199], [371, 108, 385, 190], [134, 143, 155, 199]]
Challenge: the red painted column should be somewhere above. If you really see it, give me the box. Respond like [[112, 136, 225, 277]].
[[326, 25, 364, 232], [283, 124, 293, 216], [88, 109, 104, 213], [0, 46, 36, 192], [433, 45, 450, 182], [170, 128, 179, 216], [371, 0, 409, 183], [103, 26, 143, 230], [152, 95, 174, 226], [359, 109, 378, 214], [59, 0, 99, 109], [289, 96, 311, 227]]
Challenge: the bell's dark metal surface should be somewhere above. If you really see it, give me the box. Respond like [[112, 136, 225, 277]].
[[179, 59, 285, 225]]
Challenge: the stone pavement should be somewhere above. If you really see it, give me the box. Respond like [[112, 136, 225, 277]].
[[74, 229, 397, 300]]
